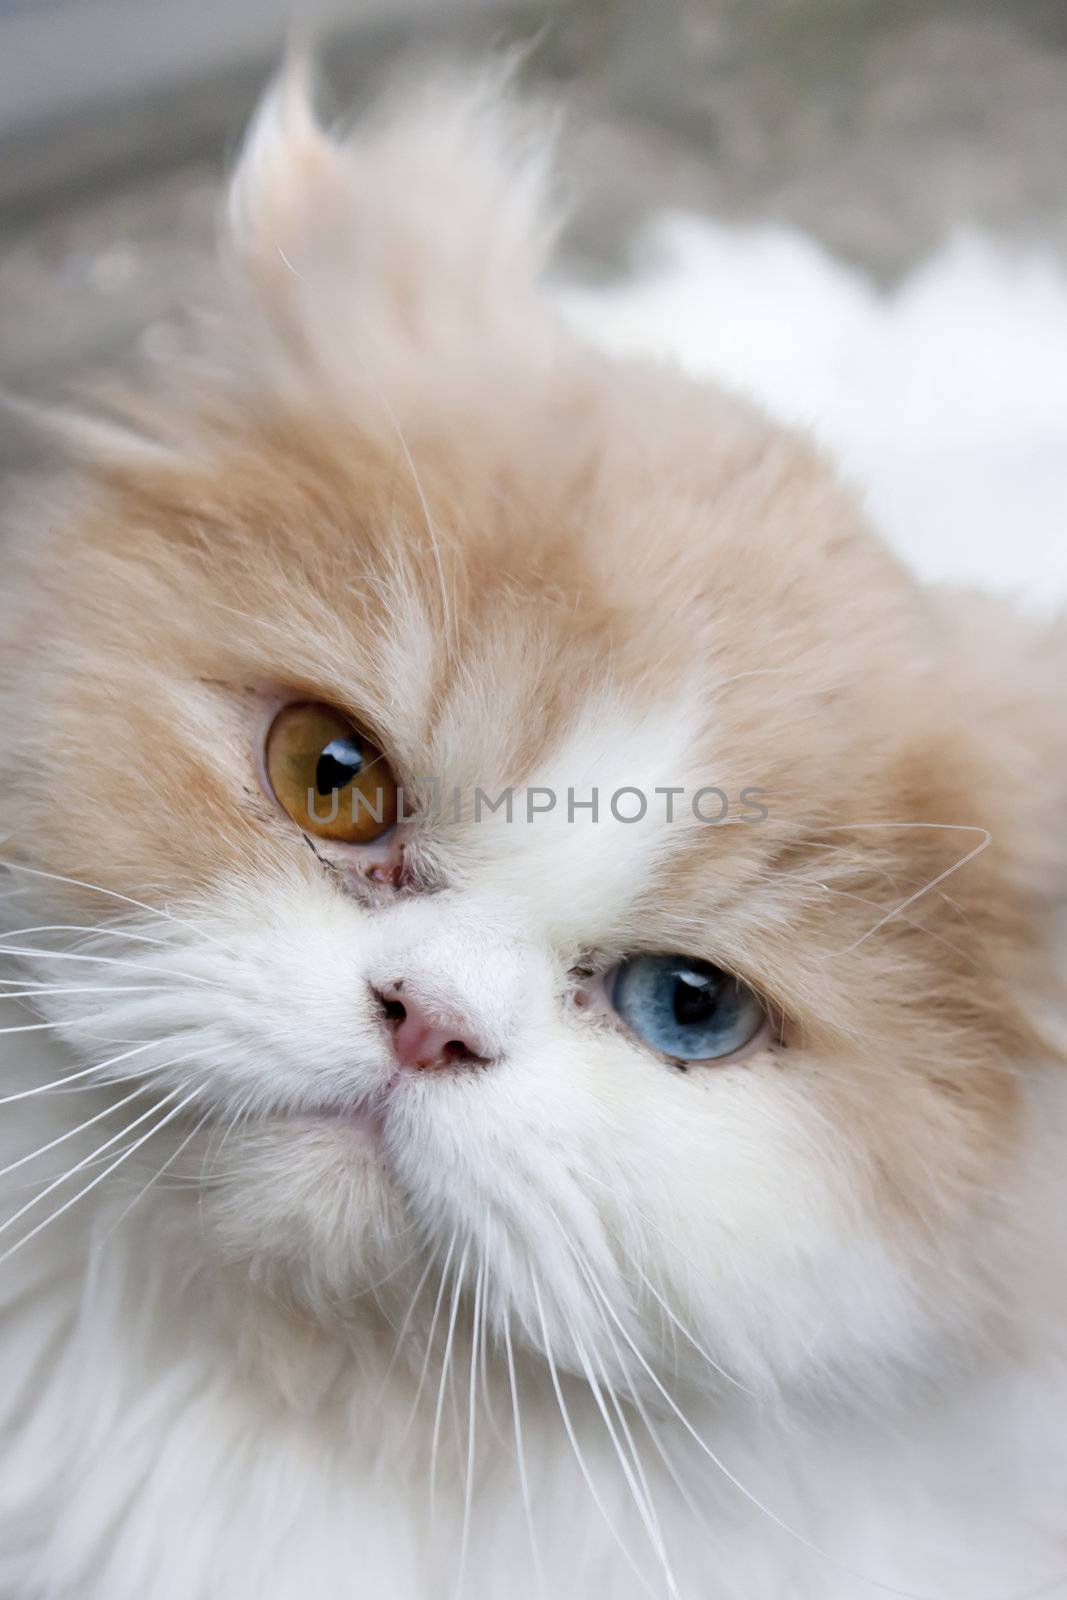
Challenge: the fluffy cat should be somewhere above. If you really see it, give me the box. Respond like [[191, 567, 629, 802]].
[[1, 62, 1065, 1600]]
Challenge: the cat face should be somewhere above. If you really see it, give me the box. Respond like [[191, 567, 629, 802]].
[[0, 65, 1051, 1405]]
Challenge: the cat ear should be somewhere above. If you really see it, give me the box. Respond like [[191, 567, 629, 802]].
[[226, 57, 562, 367], [226, 59, 353, 309]]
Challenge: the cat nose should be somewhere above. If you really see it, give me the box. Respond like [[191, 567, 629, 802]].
[[373, 981, 489, 1072]]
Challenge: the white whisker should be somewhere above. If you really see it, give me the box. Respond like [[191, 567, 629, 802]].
[[0, 985, 203, 1001], [384, 1243, 441, 1388], [632, 1261, 754, 1398], [0, 1077, 163, 1183], [588, 1277, 712, 1536], [530, 1275, 655, 1600], [0, 1012, 134, 1037], [430, 1239, 468, 1527], [97, 1103, 217, 1244], [0, 1083, 205, 1270], [572, 1247, 968, 1600], [574, 1327, 678, 1597], [405, 1232, 456, 1436], [503, 1314, 546, 1597], [571, 1168, 752, 1395], [0, 861, 227, 951], [0, 1063, 200, 1242], [0, 922, 202, 954], [0, 944, 222, 989], [455, 1256, 483, 1600], [0, 1039, 161, 1106], [816, 824, 992, 955]]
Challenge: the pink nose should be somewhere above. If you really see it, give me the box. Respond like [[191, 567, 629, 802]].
[[375, 982, 487, 1072]]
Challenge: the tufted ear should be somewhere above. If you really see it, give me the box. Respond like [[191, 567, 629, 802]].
[[225, 57, 562, 373], [226, 60, 355, 307]]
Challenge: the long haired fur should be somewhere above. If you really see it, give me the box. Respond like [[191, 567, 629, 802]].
[[1, 61, 1065, 1600]]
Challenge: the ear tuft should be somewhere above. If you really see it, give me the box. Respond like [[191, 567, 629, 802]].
[[226, 56, 352, 293], [349, 54, 564, 299], [224, 54, 564, 373]]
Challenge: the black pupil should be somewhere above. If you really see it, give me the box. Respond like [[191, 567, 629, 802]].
[[672, 967, 722, 1027], [315, 736, 363, 796]]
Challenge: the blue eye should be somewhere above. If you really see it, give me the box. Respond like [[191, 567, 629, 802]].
[[610, 955, 766, 1064]]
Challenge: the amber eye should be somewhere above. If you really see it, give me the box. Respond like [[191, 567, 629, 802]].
[[265, 703, 399, 844]]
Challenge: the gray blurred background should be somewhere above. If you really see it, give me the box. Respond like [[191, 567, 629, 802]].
[[3, 0, 1067, 469]]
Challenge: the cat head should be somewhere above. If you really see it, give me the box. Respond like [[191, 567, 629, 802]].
[[1, 61, 1061, 1406]]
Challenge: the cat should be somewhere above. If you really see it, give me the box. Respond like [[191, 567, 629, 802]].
[[1, 59, 1065, 1600]]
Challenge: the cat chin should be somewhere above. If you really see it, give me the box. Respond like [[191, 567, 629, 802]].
[[166, 1084, 950, 1419], [191, 1111, 412, 1293]]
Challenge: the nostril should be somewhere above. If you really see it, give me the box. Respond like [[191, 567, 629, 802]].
[[370, 983, 406, 1024], [443, 1039, 481, 1065], [371, 982, 489, 1071]]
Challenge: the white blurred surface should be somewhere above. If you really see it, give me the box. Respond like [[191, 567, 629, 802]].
[[563, 221, 1067, 613]]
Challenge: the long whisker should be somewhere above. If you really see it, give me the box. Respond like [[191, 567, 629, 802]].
[[97, 1103, 217, 1244], [0, 1039, 160, 1104], [0, 861, 228, 951], [384, 1243, 441, 1389], [596, 1347, 677, 1585], [0, 1012, 146, 1038], [2, 1073, 204, 1194], [430, 1238, 468, 1528], [572, 1168, 752, 1395], [0, 985, 205, 1001], [632, 1261, 754, 1396], [455, 1255, 483, 1600], [810, 884, 979, 968], [0, 944, 223, 989], [405, 1232, 456, 1436], [585, 1270, 712, 1537], [0, 1076, 163, 1182], [573, 1247, 976, 1600], [573, 1327, 678, 1597], [503, 1314, 546, 1598], [561, 1231, 724, 1541], [0, 922, 206, 954], [0, 1064, 200, 1241], [817, 824, 992, 955], [0, 1083, 205, 1270], [472, 1216, 507, 1453], [530, 1275, 655, 1600]]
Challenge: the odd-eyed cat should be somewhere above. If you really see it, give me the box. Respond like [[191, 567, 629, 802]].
[[1, 63, 1065, 1600]]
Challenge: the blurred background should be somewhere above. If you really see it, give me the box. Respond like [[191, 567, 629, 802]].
[[2, 0, 1066, 599]]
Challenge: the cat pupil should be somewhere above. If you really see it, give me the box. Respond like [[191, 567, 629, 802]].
[[315, 737, 363, 796], [672, 969, 720, 1027]]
